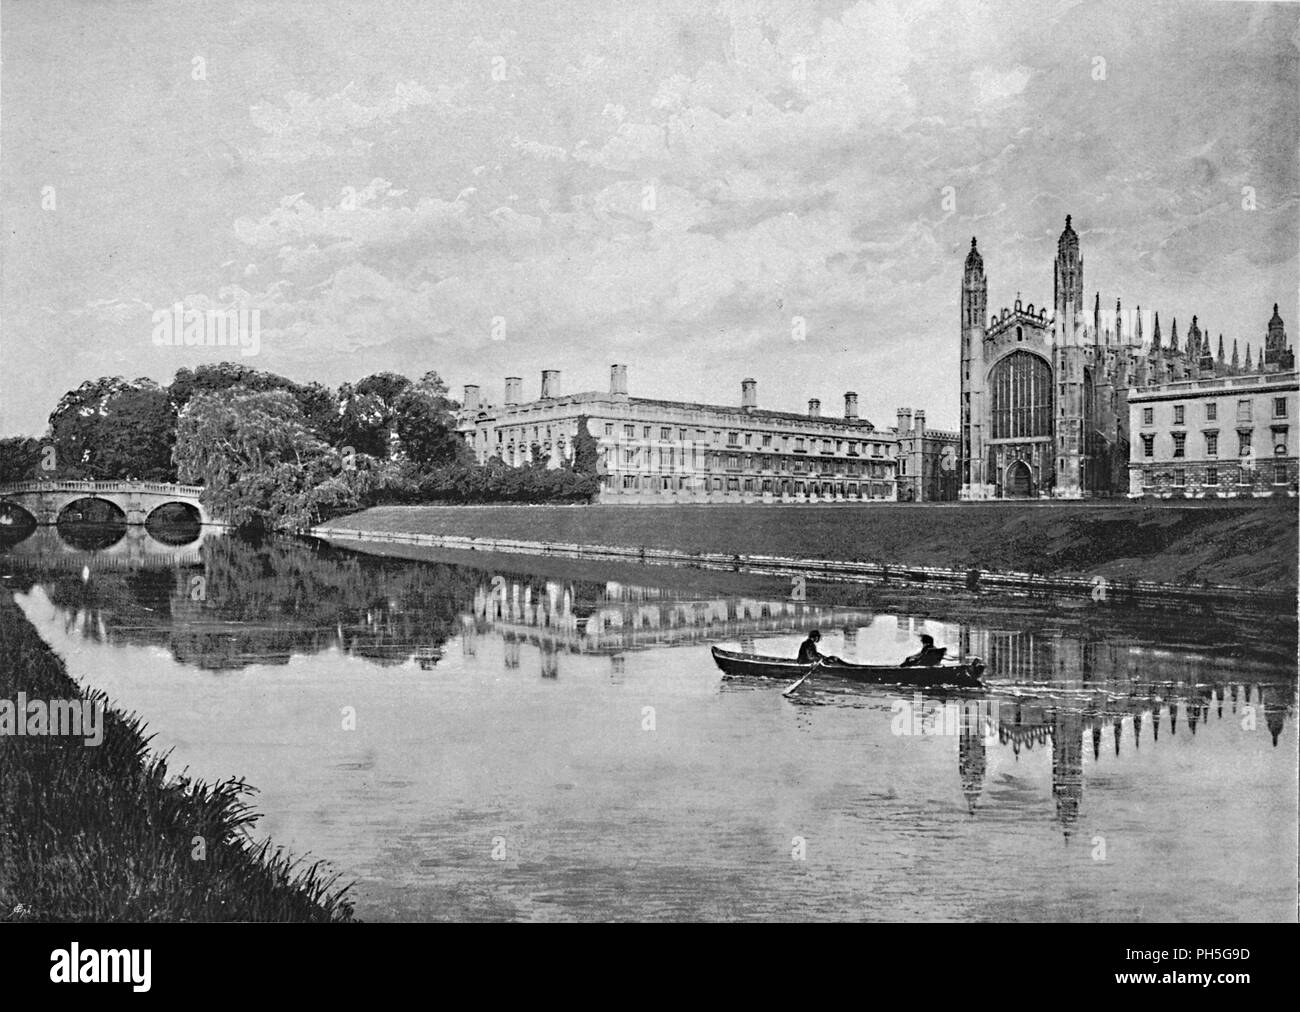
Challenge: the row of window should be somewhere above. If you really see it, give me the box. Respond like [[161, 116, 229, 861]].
[[610, 475, 893, 496], [1139, 430, 1281, 458], [1141, 397, 1288, 427], [598, 422, 887, 456], [1139, 463, 1292, 486], [610, 447, 891, 477]]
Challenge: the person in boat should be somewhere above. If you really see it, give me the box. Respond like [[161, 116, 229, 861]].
[[796, 629, 842, 665], [901, 634, 946, 667]]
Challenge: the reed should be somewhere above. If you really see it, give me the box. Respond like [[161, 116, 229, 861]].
[[0, 594, 355, 922]]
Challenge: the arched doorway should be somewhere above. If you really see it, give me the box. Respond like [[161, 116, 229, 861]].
[[1004, 461, 1034, 498]]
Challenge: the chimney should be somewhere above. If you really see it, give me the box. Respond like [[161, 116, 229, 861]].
[[741, 378, 757, 410], [897, 407, 913, 434], [610, 364, 628, 396], [505, 376, 522, 405], [463, 384, 480, 411], [808, 398, 821, 418], [914, 409, 926, 436], [844, 391, 859, 420], [541, 369, 561, 399]]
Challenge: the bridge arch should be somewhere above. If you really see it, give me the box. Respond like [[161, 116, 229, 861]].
[[56, 496, 128, 526]]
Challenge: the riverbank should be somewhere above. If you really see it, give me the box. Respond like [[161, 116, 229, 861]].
[[0, 594, 355, 922], [316, 501, 1298, 599]]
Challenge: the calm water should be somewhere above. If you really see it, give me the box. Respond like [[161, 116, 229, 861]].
[[2, 524, 1295, 921]]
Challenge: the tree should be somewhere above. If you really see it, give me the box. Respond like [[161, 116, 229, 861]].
[[394, 386, 468, 471], [174, 389, 367, 531], [571, 416, 600, 475], [168, 362, 301, 411], [0, 437, 43, 483], [47, 377, 178, 480]]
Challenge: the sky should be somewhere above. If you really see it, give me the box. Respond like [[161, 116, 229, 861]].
[[1, 0, 1297, 436]]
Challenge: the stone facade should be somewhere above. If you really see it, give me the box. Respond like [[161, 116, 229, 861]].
[[456, 367, 951, 504], [1127, 367, 1298, 498], [959, 216, 1286, 499]]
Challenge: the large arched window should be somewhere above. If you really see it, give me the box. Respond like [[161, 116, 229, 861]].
[[990, 351, 1052, 439]]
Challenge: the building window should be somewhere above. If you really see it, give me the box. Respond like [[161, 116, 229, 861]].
[[1238, 431, 1252, 455], [660, 427, 671, 440], [643, 426, 651, 438], [762, 434, 772, 447], [711, 478, 722, 491], [1205, 432, 1218, 456], [795, 437, 805, 451], [624, 424, 635, 439], [1173, 469, 1185, 486], [726, 478, 739, 492], [899, 459, 907, 475], [1274, 397, 1288, 418], [1206, 467, 1218, 485], [990, 351, 1052, 439], [1237, 399, 1252, 422], [604, 423, 614, 436], [624, 449, 636, 464], [1172, 432, 1186, 458], [1173, 405, 1184, 425], [728, 454, 739, 469], [744, 433, 752, 446], [622, 475, 636, 489], [1206, 402, 1217, 421], [1141, 434, 1155, 458], [679, 428, 687, 440], [1142, 407, 1153, 425]]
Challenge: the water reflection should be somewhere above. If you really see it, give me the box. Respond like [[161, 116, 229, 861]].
[[1, 531, 1294, 918]]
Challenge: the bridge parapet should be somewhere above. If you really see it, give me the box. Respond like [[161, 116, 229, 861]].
[[0, 480, 204, 497]]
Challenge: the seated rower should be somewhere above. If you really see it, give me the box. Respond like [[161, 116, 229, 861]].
[[796, 629, 841, 665], [901, 634, 947, 667]]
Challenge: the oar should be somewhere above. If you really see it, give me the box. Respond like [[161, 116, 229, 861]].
[[783, 659, 822, 698]]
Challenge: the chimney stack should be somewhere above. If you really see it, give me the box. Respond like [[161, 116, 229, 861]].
[[914, 409, 926, 435], [610, 364, 628, 396], [897, 407, 913, 434], [463, 384, 480, 411], [505, 376, 522, 405], [741, 378, 757, 410], [540, 370, 561, 399], [808, 398, 821, 418], [844, 391, 859, 420]]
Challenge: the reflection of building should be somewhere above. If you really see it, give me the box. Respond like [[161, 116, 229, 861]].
[[960, 215, 1292, 499], [957, 700, 986, 813], [467, 576, 878, 655], [1051, 708, 1084, 838], [456, 366, 952, 503]]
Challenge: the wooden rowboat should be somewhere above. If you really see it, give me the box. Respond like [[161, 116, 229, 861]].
[[711, 645, 986, 688]]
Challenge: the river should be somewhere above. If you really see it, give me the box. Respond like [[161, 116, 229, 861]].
[[1, 524, 1295, 921]]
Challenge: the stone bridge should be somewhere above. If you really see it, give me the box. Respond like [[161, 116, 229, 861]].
[[0, 480, 212, 526]]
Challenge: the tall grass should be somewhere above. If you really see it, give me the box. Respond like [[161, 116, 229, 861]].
[[0, 595, 355, 922]]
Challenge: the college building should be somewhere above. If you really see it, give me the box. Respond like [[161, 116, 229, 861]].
[[959, 214, 1293, 499], [455, 365, 957, 504], [1127, 306, 1297, 497]]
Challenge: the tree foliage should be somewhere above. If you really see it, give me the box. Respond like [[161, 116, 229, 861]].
[[47, 377, 178, 480], [174, 389, 368, 531], [0, 437, 44, 483]]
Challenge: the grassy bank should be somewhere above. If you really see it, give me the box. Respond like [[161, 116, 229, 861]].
[[319, 501, 1298, 592], [0, 594, 355, 922]]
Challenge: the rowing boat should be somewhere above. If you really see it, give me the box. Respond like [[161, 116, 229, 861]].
[[711, 645, 986, 688]]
